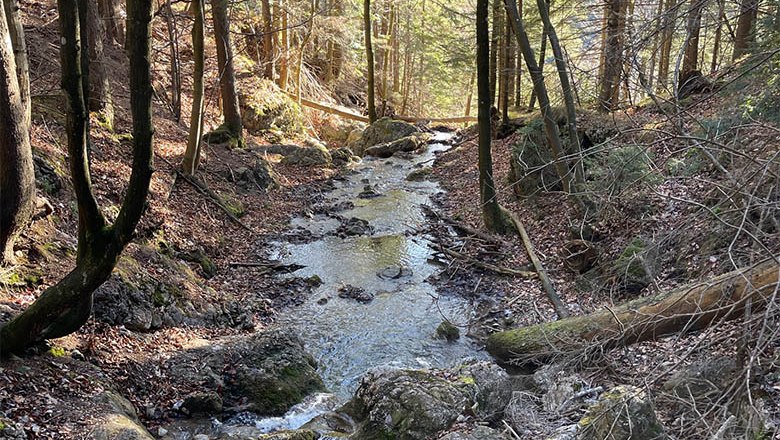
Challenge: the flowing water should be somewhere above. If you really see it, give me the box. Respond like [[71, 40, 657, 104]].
[[270, 132, 486, 401]]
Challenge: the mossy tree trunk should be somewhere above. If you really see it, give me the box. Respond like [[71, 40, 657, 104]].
[[487, 258, 780, 366], [364, 0, 377, 123], [86, 0, 114, 130], [0, 0, 155, 355], [183, 0, 205, 175], [0, 1, 35, 263], [210, 0, 243, 143]]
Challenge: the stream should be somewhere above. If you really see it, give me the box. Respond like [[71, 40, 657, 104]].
[[271, 132, 485, 398]]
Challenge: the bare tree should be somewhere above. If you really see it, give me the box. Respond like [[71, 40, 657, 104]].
[[0, 0, 155, 355], [364, 0, 377, 123], [0, 1, 35, 263], [183, 0, 205, 175], [732, 0, 758, 60], [209, 0, 243, 145], [3, 0, 30, 126]]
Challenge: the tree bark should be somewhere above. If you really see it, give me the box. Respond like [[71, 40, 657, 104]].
[[478, 0, 510, 234], [164, 0, 180, 122], [261, 0, 274, 79], [98, 0, 124, 46], [210, 0, 243, 143], [0, 2, 35, 263], [732, 0, 758, 60], [681, 0, 706, 81], [364, 0, 377, 123], [490, 0, 501, 106], [658, 0, 677, 89], [278, 0, 289, 90], [487, 258, 780, 366], [0, 0, 155, 355], [710, 0, 724, 72], [183, 0, 205, 175], [598, 0, 625, 111], [528, 0, 549, 111], [3, 0, 30, 127], [87, 0, 114, 129]]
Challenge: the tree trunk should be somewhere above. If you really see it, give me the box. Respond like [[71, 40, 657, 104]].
[[98, 0, 124, 46], [515, 0, 523, 108], [164, 0, 180, 122], [464, 67, 476, 117], [278, 0, 289, 90], [261, 0, 274, 79], [490, 0, 501, 106], [0, 2, 35, 263], [528, 0, 549, 111], [504, 0, 574, 197], [681, 0, 706, 81], [0, 0, 155, 355], [183, 0, 205, 175], [536, 0, 584, 188], [364, 0, 377, 123], [598, 0, 625, 111], [487, 258, 780, 367], [210, 0, 243, 143], [501, 11, 511, 125], [711, 0, 724, 72], [478, 0, 510, 234], [732, 0, 758, 60], [658, 0, 677, 89], [3, 0, 30, 127]]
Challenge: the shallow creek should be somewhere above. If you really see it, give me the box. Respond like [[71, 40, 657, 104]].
[[164, 133, 487, 437]]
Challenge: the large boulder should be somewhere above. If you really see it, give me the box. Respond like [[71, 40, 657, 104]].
[[364, 135, 424, 158], [352, 117, 420, 156], [345, 361, 512, 440], [578, 385, 666, 440], [91, 390, 156, 440], [255, 144, 332, 166], [239, 79, 304, 136], [349, 368, 469, 440], [167, 329, 326, 417]]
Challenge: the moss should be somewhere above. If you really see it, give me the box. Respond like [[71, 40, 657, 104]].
[[203, 125, 244, 149], [220, 194, 247, 218], [612, 237, 651, 292], [49, 346, 67, 357], [0, 420, 5, 430], [436, 320, 460, 342]]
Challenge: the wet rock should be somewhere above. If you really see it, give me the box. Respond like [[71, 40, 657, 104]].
[[349, 368, 469, 440], [0, 416, 28, 439], [180, 391, 223, 416], [302, 410, 356, 436], [331, 147, 359, 165], [406, 167, 433, 181], [257, 430, 319, 440], [352, 117, 420, 156], [338, 284, 374, 303], [168, 328, 325, 417], [436, 321, 460, 342], [345, 128, 365, 151], [336, 217, 373, 237], [364, 135, 423, 158], [578, 385, 666, 440], [438, 425, 509, 440], [377, 265, 413, 280], [358, 184, 382, 199]]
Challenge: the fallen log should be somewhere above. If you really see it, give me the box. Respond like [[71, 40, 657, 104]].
[[433, 245, 537, 279], [486, 258, 780, 366]]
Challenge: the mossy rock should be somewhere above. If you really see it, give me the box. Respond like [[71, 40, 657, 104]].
[[204, 125, 244, 149], [33, 151, 65, 195], [239, 79, 304, 136], [259, 430, 319, 440], [610, 237, 653, 293], [435, 321, 460, 342], [579, 385, 666, 440], [406, 167, 433, 182], [353, 117, 420, 156], [178, 249, 217, 279], [219, 193, 247, 218]]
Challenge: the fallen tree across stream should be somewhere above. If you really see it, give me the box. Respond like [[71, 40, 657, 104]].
[[487, 257, 780, 367]]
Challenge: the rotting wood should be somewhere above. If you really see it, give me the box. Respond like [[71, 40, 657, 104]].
[[507, 210, 570, 319], [487, 257, 780, 367]]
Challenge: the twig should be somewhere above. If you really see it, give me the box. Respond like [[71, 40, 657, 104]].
[[506, 210, 570, 319], [422, 205, 509, 247], [434, 245, 537, 278], [229, 261, 305, 272]]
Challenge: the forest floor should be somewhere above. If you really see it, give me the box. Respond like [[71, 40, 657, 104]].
[[2, 1, 780, 439]]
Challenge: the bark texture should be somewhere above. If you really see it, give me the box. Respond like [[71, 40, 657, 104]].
[[364, 0, 377, 123], [0, 2, 35, 263], [211, 0, 243, 141], [183, 0, 205, 175]]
